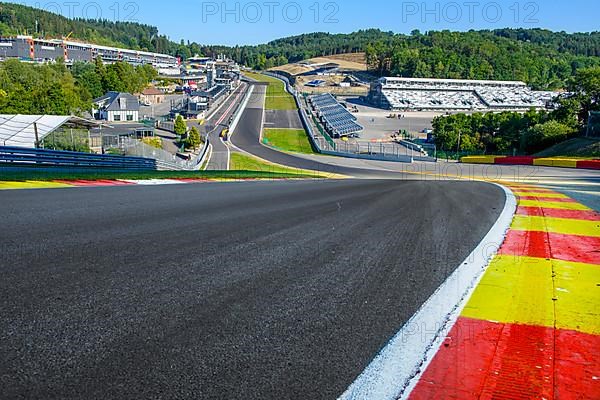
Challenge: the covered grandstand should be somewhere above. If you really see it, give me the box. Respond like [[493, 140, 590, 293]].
[[0, 114, 102, 148], [308, 94, 363, 138], [368, 77, 557, 111]]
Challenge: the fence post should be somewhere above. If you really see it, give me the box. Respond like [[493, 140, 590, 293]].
[[33, 122, 39, 149]]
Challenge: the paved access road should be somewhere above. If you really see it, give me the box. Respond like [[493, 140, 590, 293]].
[[0, 179, 504, 399]]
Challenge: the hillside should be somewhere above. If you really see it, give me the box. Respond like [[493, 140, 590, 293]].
[[270, 52, 367, 76], [535, 137, 600, 158], [2, 2, 600, 88], [231, 29, 600, 89]]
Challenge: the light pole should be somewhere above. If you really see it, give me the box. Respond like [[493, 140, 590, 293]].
[[456, 130, 462, 160]]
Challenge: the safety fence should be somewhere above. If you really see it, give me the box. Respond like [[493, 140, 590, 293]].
[[0, 146, 156, 170], [118, 137, 209, 171]]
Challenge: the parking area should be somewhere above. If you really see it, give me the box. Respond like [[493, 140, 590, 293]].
[[341, 97, 442, 141]]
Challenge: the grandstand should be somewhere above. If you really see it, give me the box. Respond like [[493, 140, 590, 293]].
[[308, 94, 363, 138], [368, 77, 557, 111], [0, 36, 180, 75]]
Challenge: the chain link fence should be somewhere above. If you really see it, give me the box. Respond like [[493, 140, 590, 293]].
[[117, 137, 208, 171]]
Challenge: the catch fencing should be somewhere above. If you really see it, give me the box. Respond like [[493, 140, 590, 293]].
[[118, 137, 209, 171]]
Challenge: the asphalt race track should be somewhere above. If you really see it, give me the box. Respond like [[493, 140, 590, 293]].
[[0, 179, 504, 399], [231, 85, 386, 178]]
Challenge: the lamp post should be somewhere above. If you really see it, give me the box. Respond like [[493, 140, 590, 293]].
[[456, 130, 462, 160]]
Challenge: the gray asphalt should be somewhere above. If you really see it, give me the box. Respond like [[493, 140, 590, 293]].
[[231, 85, 383, 178], [264, 109, 304, 129], [201, 84, 250, 171], [231, 83, 600, 209], [0, 179, 505, 399]]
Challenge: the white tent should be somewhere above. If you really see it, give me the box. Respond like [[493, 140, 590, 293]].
[[0, 115, 101, 148]]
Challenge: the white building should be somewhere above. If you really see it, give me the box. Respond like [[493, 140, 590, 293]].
[[368, 77, 556, 111], [92, 92, 140, 122]]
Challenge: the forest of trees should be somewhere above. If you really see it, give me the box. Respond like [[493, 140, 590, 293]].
[[431, 67, 600, 156], [0, 57, 157, 115], [4, 2, 600, 89]]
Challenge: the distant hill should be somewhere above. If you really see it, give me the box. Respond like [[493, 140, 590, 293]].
[[535, 137, 600, 158], [232, 29, 600, 89], [270, 53, 367, 76], [2, 2, 600, 88]]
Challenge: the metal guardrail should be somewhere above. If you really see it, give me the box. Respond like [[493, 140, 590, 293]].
[[0, 146, 156, 170]]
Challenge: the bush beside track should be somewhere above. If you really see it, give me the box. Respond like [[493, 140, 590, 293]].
[[461, 155, 600, 170]]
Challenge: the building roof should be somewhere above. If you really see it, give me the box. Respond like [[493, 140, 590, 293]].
[[0, 114, 102, 148], [142, 87, 163, 96], [378, 77, 527, 86], [93, 92, 140, 112]]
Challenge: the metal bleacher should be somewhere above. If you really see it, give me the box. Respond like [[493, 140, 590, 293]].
[[0, 146, 157, 170], [308, 94, 363, 137]]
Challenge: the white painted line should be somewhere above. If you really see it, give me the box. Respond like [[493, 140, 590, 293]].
[[229, 85, 254, 137], [339, 183, 517, 400], [221, 138, 230, 171], [206, 84, 243, 122], [203, 144, 213, 171], [120, 179, 185, 186]]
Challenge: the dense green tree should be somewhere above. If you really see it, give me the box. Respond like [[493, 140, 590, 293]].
[[185, 126, 202, 150], [174, 115, 187, 139], [567, 67, 600, 124], [0, 59, 87, 115], [0, 57, 158, 114]]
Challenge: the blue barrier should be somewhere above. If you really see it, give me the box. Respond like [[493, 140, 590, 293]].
[[0, 146, 157, 170]]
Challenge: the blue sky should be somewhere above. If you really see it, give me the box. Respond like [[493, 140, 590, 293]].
[[18, 0, 600, 45]]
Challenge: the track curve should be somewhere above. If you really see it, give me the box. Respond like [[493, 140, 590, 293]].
[[0, 179, 504, 399]]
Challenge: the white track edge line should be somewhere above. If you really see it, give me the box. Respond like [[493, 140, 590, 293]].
[[339, 183, 517, 400]]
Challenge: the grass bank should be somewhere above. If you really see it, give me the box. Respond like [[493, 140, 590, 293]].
[[229, 152, 325, 177], [243, 71, 297, 110], [262, 128, 315, 154], [0, 167, 318, 182]]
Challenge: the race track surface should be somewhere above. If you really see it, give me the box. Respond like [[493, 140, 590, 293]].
[[0, 179, 504, 399]]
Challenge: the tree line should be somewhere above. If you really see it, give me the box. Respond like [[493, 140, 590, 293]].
[[431, 67, 600, 156], [5, 2, 600, 89]]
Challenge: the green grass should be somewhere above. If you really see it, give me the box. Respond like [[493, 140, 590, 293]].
[[243, 72, 298, 110], [534, 137, 600, 158], [229, 152, 323, 177], [263, 128, 315, 154], [0, 167, 318, 182]]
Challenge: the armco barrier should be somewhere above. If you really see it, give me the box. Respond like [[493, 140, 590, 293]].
[[0, 146, 156, 170], [576, 159, 600, 170], [461, 155, 600, 170], [495, 156, 535, 165], [460, 155, 505, 164]]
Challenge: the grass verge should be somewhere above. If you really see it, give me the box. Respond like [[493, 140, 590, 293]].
[[229, 152, 325, 177], [0, 167, 318, 182], [263, 128, 315, 154], [243, 71, 297, 110]]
